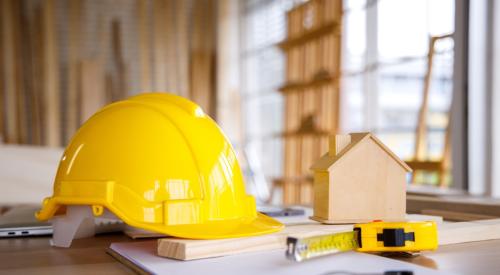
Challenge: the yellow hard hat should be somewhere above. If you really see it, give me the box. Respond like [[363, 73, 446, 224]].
[[36, 93, 283, 239]]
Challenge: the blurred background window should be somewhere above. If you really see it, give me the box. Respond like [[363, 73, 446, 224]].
[[239, 0, 456, 204], [239, 0, 304, 202], [341, 0, 455, 187], [5, 0, 500, 207]]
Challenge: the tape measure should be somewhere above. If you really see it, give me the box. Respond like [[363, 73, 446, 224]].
[[286, 221, 438, 262]]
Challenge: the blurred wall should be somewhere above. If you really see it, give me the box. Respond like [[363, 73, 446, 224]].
[[0, 0, 217, 147]]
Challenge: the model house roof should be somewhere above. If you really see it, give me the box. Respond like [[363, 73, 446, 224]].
[[310, 132, 412, 172]]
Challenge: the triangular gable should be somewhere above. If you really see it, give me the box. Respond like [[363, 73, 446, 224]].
[[310, 132, 412, 172]]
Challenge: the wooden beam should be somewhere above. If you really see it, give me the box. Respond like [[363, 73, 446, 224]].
[[439, 219, 500, 245], [0, 7, 3, 142], [278, 22, 339, 50], [21, 1, 43, 145], [158, 223, 353, 261], [175, 0, 189, 97], [405, 160, 443, 171], [42, 0, 61, 147], [153, 0, 168, 91], [165, 0, 178, 93], [411, 34, 453, 184], [190, 0, 215, 115], [407, 195, 500, 217], [30, 6, 45, 145], [66, 0, 82, 142], [1, 0, 20, 143], [137, 0, 152, 92], [80, 59, 105, 123], [14, 0, 29, 144], [279, 74, 336, 93], [110, 20, 127, 100], [421, 209, 497, 222]]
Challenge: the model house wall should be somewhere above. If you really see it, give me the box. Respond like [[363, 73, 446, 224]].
[[311, 133, 412, 224]]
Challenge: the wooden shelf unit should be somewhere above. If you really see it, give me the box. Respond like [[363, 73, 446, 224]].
[[277, 0, 343, 205]]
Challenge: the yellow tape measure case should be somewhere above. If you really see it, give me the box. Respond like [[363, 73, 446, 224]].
[[354, 221, 438, 252]]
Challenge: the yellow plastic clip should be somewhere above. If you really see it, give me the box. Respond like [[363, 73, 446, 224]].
[[92, 205, 104, 216]]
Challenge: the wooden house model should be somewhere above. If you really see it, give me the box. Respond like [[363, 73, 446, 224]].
[[310, 132, 412, 224]]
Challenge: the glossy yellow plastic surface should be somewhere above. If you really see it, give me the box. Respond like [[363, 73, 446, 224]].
[[36, 93, 283, 239], [355, 221, 438, 252]]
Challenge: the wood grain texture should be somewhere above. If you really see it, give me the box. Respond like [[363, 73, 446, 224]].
[[137, 0, 152, 92], [190, 0, 215, 115], [157, 223, 353, 260], [25, 1, 44, 145], [13, 0, 28, 145], [311, 133, 411, 223], [110, 20, 127, 101], [280, 0, 343, 205], [407, 194, 500, 217], [153, 0, 168, 91], [421, 209, 497, 222], [313, 138, 407, 223], [66, 0, 82, 142], [174, 0, 189, 97], [80, 59, 106, 123], [42, 0, 61, 147], [439, 219, 500, 245], [1, 0, 20, 143], [0, 11, 3, 142]]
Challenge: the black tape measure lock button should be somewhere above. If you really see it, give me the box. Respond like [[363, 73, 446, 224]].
[[376, 229, 415, 247]]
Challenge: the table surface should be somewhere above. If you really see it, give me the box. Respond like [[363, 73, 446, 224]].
[[1, 234, 500, 275]]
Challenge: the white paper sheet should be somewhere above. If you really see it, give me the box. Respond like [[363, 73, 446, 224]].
[[110, 241, 454, 275]]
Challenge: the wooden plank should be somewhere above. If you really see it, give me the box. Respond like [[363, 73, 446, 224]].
[[439, 219, 500, 245], [80, 59, 106, 123], [280, 0, 343, 205], [407, 195, 500, 217], [406, 160, 442, 171], [1, 0, 20, 143], [157, 214, 443, 260], [153, 0, 168, 91], [24, 1, 44, 145], [137, 0, 152, 92], [164, 0, 177, 93], [15, 0, 29, 145], [109, 20, 127, 101], [0, 6, 3, 142], [66, 0, 82, 142], [158, 223, 353, 261], [421, 209, 497, 222], [42, 0, 61, 147], [278, 22, 339, 50], [190, 0, 215, 115], [175, 0, 188, 97]]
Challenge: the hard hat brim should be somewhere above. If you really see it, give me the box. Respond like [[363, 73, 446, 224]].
[[155, 212, 284, 239], [37, 197, 284, 239]]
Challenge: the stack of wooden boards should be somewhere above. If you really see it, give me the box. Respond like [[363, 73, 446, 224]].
[[154, 216, 500, 261], [0, 0, 217, 147], [278, 0, 343, 206]]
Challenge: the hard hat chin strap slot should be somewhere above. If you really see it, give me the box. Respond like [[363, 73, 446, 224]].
[[50, 206, 124, 247]]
